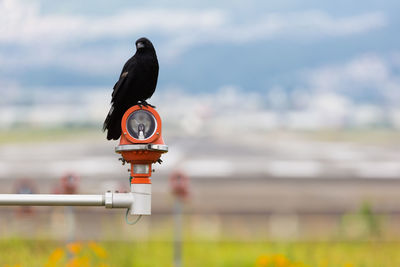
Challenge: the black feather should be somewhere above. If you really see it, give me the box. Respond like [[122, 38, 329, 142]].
[[103, 37, 159, 140]]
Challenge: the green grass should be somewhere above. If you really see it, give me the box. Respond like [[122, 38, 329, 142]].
[[0, 127, 102, 144], [2, 127, 400, 145], [0, 239, 399, 267]]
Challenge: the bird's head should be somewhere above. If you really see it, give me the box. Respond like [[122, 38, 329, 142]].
[[135, 37, 155, 52]]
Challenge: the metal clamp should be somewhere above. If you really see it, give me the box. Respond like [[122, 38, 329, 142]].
[[105, 191, 113, 208]]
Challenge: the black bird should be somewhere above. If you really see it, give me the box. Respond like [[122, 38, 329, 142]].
[[103, 37, 159, 140]]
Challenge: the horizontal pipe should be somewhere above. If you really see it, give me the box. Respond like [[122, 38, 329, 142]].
[[0, 194, 104, 206]]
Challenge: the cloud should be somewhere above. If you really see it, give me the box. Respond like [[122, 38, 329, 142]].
[[0, 1, 386, 44], [305, 53, 400, 104], [0, 0, 226, 73], [307, 55, 390, 91], [0, 0, 226, 44], [287, 53, 400, 129], [158, 10, 387, 59], [215, 10, 386, 42], [0, 0, 388, 74]]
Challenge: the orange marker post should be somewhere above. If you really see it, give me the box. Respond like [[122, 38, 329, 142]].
[[115, 105, 168, 215]]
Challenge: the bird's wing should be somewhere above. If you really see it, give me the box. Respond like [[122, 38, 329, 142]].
[[111, 71, 128, 102], [110, 57, 136, 103]]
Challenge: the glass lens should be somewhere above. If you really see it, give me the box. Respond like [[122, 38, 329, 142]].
[[126, 110, 157, 140], [133, 164, 150, 174]]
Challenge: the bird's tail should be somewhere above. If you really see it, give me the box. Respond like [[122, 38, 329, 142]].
[[102, 105, 113, 132], [103, 106, 123, 140]]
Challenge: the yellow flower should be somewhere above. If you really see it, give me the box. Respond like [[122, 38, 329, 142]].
[[273, 254, 290, 267], [256, 255, 270, 266], [67, 242, 83, 255], [291, 263, 309, 267], [88, 241, 108, 259], [318, 259, 328, 267], [66, 256, 90, 267], [45, 247, 65, 267], [256, 253, 307, 267]]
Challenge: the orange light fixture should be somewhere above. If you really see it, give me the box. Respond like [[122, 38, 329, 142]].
[[115, 105, 168, 184]]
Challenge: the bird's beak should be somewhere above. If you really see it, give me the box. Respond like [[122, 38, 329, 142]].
[[136, 42, 145, 49]]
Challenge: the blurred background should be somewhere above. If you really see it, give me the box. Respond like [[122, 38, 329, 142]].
[[1, 0, 400, 266]]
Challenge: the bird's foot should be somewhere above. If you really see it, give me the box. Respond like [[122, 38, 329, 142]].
[[137, 100, 156, 109]]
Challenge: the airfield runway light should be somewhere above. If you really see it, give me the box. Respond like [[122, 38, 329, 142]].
[[0, 105, 168, 224], [60, 173, 79, 194], [126, 109, 157, 140], [122, 106, 161, 144], [115, 105, 168, 216]]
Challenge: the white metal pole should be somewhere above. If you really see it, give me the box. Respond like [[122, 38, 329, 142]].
[[0, 194, 104, 206], [0, 191, 147, 214], [174, 198, 183, 267]]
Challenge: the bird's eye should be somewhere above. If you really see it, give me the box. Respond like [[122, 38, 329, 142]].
[[137, 42, 145, 49]]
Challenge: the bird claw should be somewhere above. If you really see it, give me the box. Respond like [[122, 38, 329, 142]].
[[137, 100, 156, 109]]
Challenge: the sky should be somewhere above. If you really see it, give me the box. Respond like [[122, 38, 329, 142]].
[[0, 0, 400, 130]]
